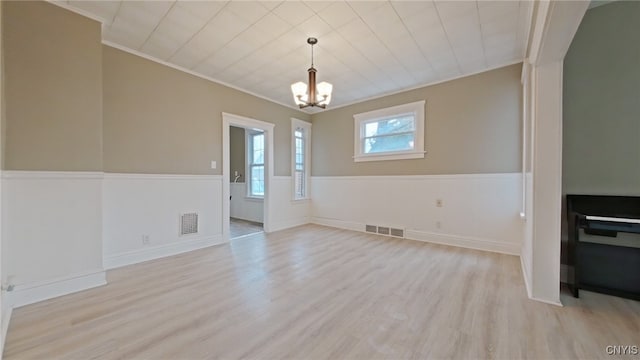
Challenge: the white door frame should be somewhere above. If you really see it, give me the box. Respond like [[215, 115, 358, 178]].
[[222, 112, 274, 240]]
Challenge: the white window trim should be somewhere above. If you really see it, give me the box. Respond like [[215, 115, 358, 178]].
[[291, 118, 311, 201], [246, 129, 265, 199], [353, 100, 426, 162]]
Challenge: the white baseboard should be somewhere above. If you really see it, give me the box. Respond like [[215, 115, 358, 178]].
[[104, 234, 225, 269], [311, 217, 520, 255], [405, 229, 520, 256], [530, 295, 563, 307], [521, 255, 533, 298], [311, 217, 363, 233], [520, 254, 564, 306], [1, 297, 12, 356], [8, 270, 107, 308], [269, 217, 310, 233]]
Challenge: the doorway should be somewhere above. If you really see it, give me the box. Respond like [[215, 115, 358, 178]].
[[229, 125, 264, 238], [222, 113, 274, 241]]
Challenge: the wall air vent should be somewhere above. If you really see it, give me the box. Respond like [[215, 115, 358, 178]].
[[365, 224, 405, 238], [390, 228, 405, 238], [377, 226, 390, 235], [180, 213, 198, 235]]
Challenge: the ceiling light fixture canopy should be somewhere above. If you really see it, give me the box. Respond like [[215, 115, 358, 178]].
[[291, 37, 333, 109]]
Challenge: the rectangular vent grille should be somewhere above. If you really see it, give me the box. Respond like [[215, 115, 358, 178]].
[[390, 228, 404, 238], [181, 213, 198, 235], [364, 224, 405, 238]]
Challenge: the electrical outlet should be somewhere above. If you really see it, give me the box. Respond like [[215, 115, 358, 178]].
[[436, 199, 443, 207], [436, 221, 442, 229], [142, 234, 150, 245]]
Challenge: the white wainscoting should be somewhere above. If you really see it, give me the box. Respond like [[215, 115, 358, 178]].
[[269, 176, 311, 232], [2, 171, 105, 307], [311, 173, 523, 255], [230, 182, 263, 223], [103, 173, 224, 269]]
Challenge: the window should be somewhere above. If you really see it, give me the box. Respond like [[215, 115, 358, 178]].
[[247, 131, 264, 197], [353, 100, 425, 162], [291, 118, 311, 200]]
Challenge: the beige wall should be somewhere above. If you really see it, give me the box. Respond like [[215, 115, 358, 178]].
[[3, 1, 102, 171], [230, 126, 245, 182], [563, 1, 640, 196], [311, 64, 522, 176], [103, 46, 310, 176]]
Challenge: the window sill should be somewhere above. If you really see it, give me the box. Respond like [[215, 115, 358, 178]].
[[291, 198, 310, 203], [245, 196, 264, 202], [353, 151, 425, 162]]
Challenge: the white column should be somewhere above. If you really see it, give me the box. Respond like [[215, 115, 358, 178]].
[[530, 61, 564, 305]]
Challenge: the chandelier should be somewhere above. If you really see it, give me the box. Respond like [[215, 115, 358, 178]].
[[291, 37, 333, 109]]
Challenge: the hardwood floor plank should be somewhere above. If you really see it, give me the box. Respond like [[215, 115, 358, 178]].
[[4, 224, 639, 359]]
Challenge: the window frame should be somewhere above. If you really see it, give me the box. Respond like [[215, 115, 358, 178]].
[[246, 130, 265, 199], [291, 118, 311, 201], [353, 100, 426, 162]]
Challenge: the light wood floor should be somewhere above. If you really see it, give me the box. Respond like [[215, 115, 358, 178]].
[[230, 217, 263, 238], [4, 225, 640, 359]]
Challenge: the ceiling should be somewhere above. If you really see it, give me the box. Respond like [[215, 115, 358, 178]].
[[57, 0, 533, 112]]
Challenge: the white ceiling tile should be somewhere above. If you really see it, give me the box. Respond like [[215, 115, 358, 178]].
[[260, 1, 284, 11], [348, 1, 387, 17], [296, 15, 333, 38], [276, 27, 310, 47], [170, 45, 210, 69], [482, 17, 518, 37], [359, 2, 400, 31], [68, 0, 121, 24], [318, 2, 358, 29], [303, 1, 333, 13], [193, 55, 227, 77], [141, 40, 176, 60], [478, 1, 519, 24], [273, 1, 315, 26], [253, 13, 293, 39], [434, 1, 477, 20], [176, 0, 227, 22], [70, 0, 528, 111], [225, 1, 269, 24], [442, 14, 482, 42], [336, 18, 371, 41], [160, 4, 209, 34], [106, 17, 151, 49], [203, 9, 252, 45], [116, 1, 173, 31], [484, 33, 517, 51], [391, 0, 435, 20], [401, 6, 441, 32]]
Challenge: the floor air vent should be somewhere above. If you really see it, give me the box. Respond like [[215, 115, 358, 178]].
[[365, 225, 377, 233], [181, 213, 198, 235]]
